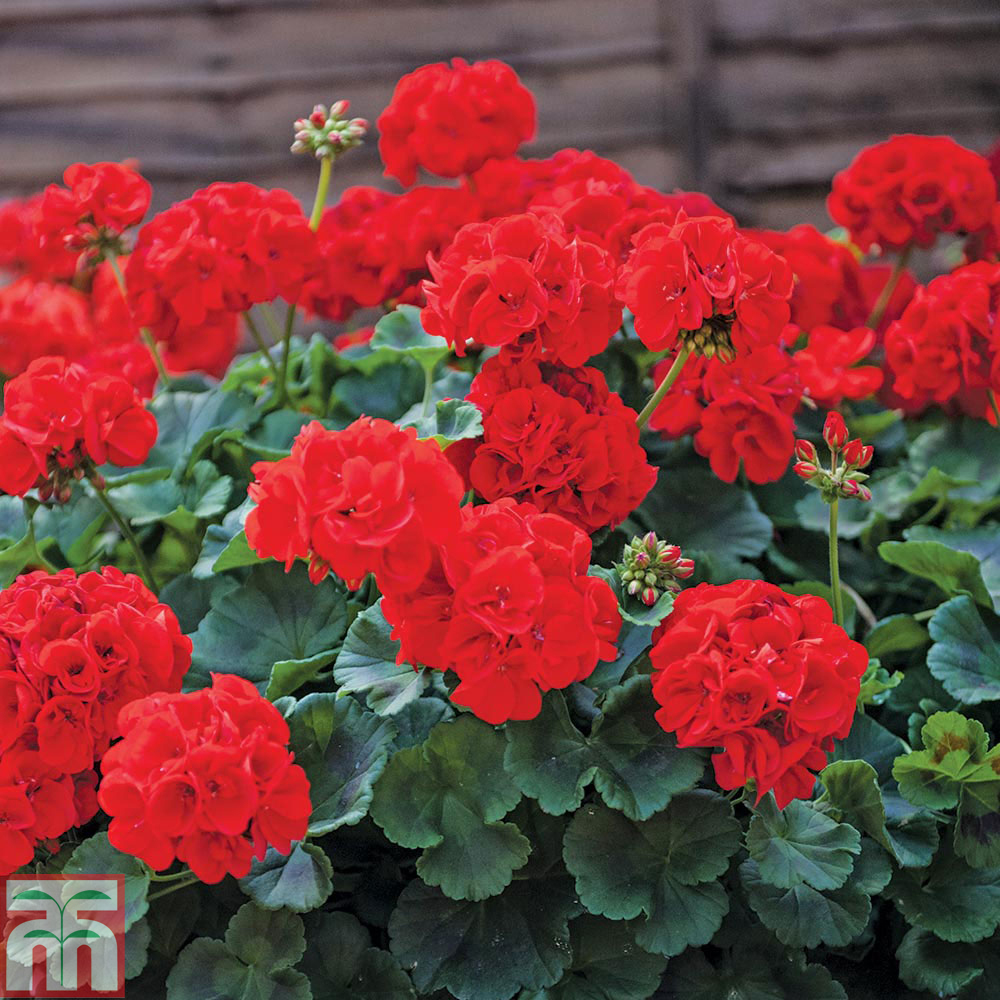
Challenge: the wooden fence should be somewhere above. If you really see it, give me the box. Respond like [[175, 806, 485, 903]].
[[1, 0, 999, 228]]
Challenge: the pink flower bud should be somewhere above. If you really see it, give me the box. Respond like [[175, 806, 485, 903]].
[[823, 412, 848, 452], [660, 544, 681, 564], [627, 579, 642, 596], [642, 531, 658, 552], [90, 473, 106, 491], [675, 558, 695, 578], [642, 587, 657, 606], [633, 551, 650, 568], [840, 478, 861, 498], [857, 484, 872, 502], [331, 100, 350, 117], [793, 461, 817, 480], [794, 439, 818, 464]]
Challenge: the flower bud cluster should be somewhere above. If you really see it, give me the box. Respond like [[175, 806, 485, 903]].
[[291, 101, 369, 160], [794, 412, 874, 503], [619, 531, 695, 606]]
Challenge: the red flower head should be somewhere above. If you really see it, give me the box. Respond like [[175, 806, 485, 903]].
[[0, 566, 191, 873], [748, 225, 868, 332], [466, 354, 656, 532], [0, 194, 79, 281], [650, 580, 868, 808], [0, 357, 157, 499], [300, 185, 478, 323], [828, 135, 997, 252], [377, 59, 536, 186], [98, 674, 311, 883], [381, 499, 620, 725], [883, 261, 1000, 421], [422, 212, 621, 366], [615, 215, 794, 358], [246, 417, 465, 594], [795, 325, 883, 408], [0, 278, 96, 377]]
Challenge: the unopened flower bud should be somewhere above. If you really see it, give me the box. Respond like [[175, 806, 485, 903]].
[[794, 461, 818, 481], [823, 412, 849, 452], [38, 482, 53, 502], [633, 551, 650, 568], [57, 484, 73, 504], [90, 473, 105, 491], [840, 478, 861, 498], [642, 587, 657, 607], [843, 438, 874, 469], [794, 439, 818, 464], [627, 579, 642, 596], [857, 484, 872, 502], [660, 544, 681, 564], [642, 532, 658, 552], [331, 99, 349, 117], [675, 558, 695, 578]]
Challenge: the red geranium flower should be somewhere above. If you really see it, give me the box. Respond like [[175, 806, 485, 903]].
[[795, 325, 883, 407], [422, 212, 621, 366], [377, 59, 536, 186], [466, 353, 657, 532], [650, 580, 868, 808], [99, 674, 311, 884], [828, 135, 996, 252]]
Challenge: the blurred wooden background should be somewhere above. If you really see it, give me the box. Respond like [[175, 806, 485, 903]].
[[1, 0, 999, 229]]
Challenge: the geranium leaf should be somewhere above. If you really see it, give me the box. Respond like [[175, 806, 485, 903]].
[[878, 540, 993, 608], [739, 859, 871, 949], [188, 562, 348, 694], [520, 915, 666, 1000], [237, 842, 333, 913], [388, 876, 577, 1000], [563, 792, 740, 956], [371, 714, 528, 900], [64, 833, 150, 932], [820, 759, 893, 855], [504, 680, 705, 821], [906, 524, 1000, 611], [895, 927, 985, 996], [887, 844, 1000, 943], [288, 693, 396, 836], [926, 597, 1000, 704], [333, 602, 431, 715], [746, 795, 861, 891]]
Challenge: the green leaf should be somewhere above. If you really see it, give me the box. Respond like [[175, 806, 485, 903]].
[[146, 388, 255, 475], [237, 842, 333, 913], [371, 714, 528, 900], [955, 758, 1000, 868], [906, 419, 1000, 504], [563, 791, 740, 957], [739, 858, 871, 949], [892, 710, 992, 809], [211, 529, 266, 574], [370, 304, 451, 370], [333, 602, 431, 715], [124, 918, 151, 981], [520, 915, 667, 1000], [820, 759, 892, 855], [746, 794, 861, 891], [388, 876, 577, 1000], [288, 693, 396, 837], [878, 540, 993, 607], [927, 596, 1000, 704], [864, 614, 929, 659], [301, 912, 415, 999], [188, 562, 348, 694], [630, 467, 773, 562], [504, 679, 705, 820], [907, 524, 1000, 611], [401, 397, 484, 447], [64, 833, 150, 932], [167, 903, 310, 1000], [888, 844, 1000, 943], [896, 927, 985, 996]]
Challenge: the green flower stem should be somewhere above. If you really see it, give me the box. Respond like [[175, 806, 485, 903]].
[[106, 252, 172, 389], [865, 244, 913, 329], [828, 497, 845, 627], [274, 156, 333, 406], [22, 499, 56, 572], [259, 302, 284, 342], [242, 311, 280, 380], [989, 390, 1000, 428], [91, 479, 158, 593], [148, 873, 200, 901], [149, 866, 195, 883], [635, 345, 693, 430], [421, 364, 436, 419]]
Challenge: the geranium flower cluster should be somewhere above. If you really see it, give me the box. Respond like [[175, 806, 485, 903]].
[[125, 182, 316, 373], [827, 134, 997, 252], [0, 357, 158, 500], [245, 417, 465, 592], [649, 580, 869, 809], [883, 260, 1000, 422], [39, 161, 151, 259], [377, 58, 536, 186], [0, 567, 191, 873], [98, 674, 311, 884], [648, 346, 802, 483], [382, 498, 620, 725], [422, 212, 621, 366], [300, 185, 477, 321], [615, 214, 794, 358], [465, 354, 657, 532]]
